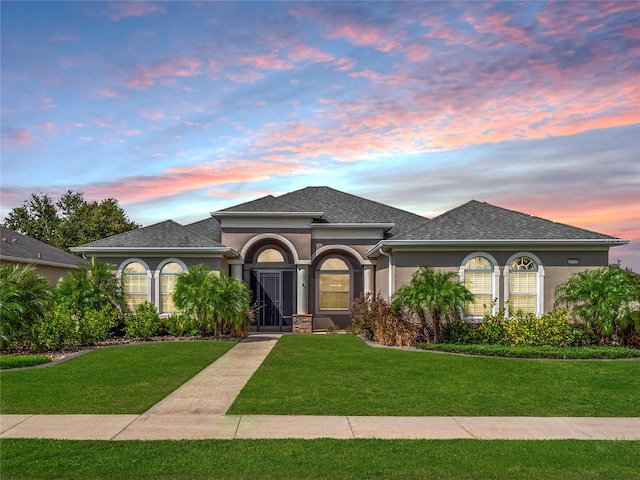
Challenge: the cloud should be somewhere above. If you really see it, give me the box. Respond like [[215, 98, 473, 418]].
[[106, 2, 166, 21], [127, 56, 203, 89]]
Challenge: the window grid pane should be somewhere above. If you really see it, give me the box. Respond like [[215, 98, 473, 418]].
[[319, 272, 350, 310], [509, 295, 536, 314], [319, 292, 350, 310]]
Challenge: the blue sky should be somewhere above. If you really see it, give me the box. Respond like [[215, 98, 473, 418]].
[[1, 1, 638, 270]]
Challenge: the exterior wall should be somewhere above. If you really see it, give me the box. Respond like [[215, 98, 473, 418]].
[[93, 254, 228, 315], [0, 259, 79, 285], [389, 248, 610, 315]]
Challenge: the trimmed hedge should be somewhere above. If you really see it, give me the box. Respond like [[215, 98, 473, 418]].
[[1, 355, 52, 369], [416, 343, 640, 359]]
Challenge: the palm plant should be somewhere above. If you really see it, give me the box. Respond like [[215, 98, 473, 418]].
[[0, 265, 52, 350], [392, 265, 474, 343], [54, 257, 123, 315], [555, 264, 640, 346], [173, 264, 251, 337]]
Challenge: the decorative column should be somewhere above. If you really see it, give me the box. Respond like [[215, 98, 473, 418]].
[[230, 262, 243, 281], [293, 264, 312, 333], [363, 264, 374, 296]]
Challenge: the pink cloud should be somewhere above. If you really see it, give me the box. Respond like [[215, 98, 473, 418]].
[[288, 44, 335, 63], [4, 128, 34, 146], [240, 52, 290, 71], [127, 56, 203, 89], [99, 88, 121, 98]]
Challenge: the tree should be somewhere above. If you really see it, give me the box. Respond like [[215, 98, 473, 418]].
[[392, 265, 475, 343], [173, 265, 251, 337], [3, 190, 139, 252], [54, 257, 123, 315], [0, 265, 52, 350], [555, 264, 640, 346]]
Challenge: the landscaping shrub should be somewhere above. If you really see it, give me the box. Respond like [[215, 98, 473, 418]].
[[442, 319, 476, 344], [76, 304, 119, 344], [374, 305, 421, 347], [164, 313, 199, 337], [0, 354, 51, 369], [31, 305, 77, 351], [350, 292, 382, 341], [476, 312, 510, 345], [124, 302, 161, 340]]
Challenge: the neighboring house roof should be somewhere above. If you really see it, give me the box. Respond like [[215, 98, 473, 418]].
[[0, 226, 85, 269], [213, 187, 428, 237], [72, 220, 237, 256]]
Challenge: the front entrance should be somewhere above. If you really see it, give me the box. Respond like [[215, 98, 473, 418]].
[[254, 270, 282, 330]]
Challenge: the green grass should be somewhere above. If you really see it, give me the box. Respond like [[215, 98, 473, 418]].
[[0, 354, 52, 369], [2, 439, 639, 480], [0, 341, 235, 414], [229, 334, 640, 417], [417, 343, 640, 359]]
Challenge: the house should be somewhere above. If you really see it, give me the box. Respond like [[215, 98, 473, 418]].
[[0, 226, 86, 284], [72, 187, 628, 332]]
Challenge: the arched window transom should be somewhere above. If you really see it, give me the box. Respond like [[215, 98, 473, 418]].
[[256, 248, 285, 263], [318, 257, 351, 311], [123, 261, 147, 313], [509, 257, 537, 314], [160, 262, 183, 314], [463, 256, 494, 317]]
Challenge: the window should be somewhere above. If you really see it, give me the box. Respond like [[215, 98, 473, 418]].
[[256, 248, 285, 263], [123, 262, 147, 313], [160, 262, 183, 314], [318, 257, 351, 311], [508, 256, 537, 314], [463, 256, 494, 316]]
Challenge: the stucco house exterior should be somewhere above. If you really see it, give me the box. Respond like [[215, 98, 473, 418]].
[[1, 226, 86, 284], [72, 187, 628, 332]]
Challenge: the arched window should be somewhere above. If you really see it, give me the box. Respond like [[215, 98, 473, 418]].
[[508, 256, 538, 314], [256, 248, 285, 263], [123, 261, 147, 313], [463, 256, 494, 317], [160, 262, 183, 314], [318, 257, 351, 311]]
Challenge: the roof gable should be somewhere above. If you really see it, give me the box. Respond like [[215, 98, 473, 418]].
[[0, 226, 85, 267], [76, 220, 224, 249], [397, 200, 619, 241]]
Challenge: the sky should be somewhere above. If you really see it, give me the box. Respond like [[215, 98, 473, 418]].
[[1, 1, 639, 271]]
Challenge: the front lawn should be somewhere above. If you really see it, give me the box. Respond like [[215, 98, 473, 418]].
[[0, 341, 235, 414], [229, 334, 640, 417], [2, 438, 639, 480]]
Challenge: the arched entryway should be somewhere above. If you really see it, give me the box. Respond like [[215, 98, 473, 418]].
[[244, 240, 296, 331]]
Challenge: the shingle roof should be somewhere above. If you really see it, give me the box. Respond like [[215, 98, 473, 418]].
[[0, 226, 86, 267], [185, 217, 222, 243], [217, 194, 315, 213], [396, 200, 620, 241], [217, 187, 427, 237], [76, 220, 225, 248]]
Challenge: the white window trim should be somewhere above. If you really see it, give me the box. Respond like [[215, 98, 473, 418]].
[[154, 258, 188, 314], [118, 258, 152, 311], [504, 252, 545, 316], [459, 252, 500, 319], [316, 255, 353, 314]]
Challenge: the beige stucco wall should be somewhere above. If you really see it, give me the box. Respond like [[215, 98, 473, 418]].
[[0, 259, 79, 285], [376, 248, 610, 313]]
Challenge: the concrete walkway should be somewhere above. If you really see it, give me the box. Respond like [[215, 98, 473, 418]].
[[1, 333, 639, 441]]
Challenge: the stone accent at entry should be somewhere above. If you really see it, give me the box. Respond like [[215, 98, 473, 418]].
[[292, 314, 313, 333]]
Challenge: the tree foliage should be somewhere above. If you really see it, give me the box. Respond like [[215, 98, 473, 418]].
[[3, 191, 139, 252], [555, 264, 640, 346], [173, 264, 251, 337], [0, 265, 52, 350], [392, 265, 475, 343]]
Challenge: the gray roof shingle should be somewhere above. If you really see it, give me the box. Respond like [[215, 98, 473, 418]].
[[76, 220, 224, 248], [0, 226, 86, 267], [217, 194, 315, 213], [185, 217, 222, 243], [396, 200, 619, 241]]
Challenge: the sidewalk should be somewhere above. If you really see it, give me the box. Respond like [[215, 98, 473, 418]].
[[1, 333, 639, 441]]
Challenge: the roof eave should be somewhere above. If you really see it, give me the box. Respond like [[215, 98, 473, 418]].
[[211, 211, 324, 219], [0, 255, 84, 269], [71, 246, 240, 258], [366, 238, 630, 257]]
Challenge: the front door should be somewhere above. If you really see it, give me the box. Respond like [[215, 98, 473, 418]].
[[255, 270, 283, 330]]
